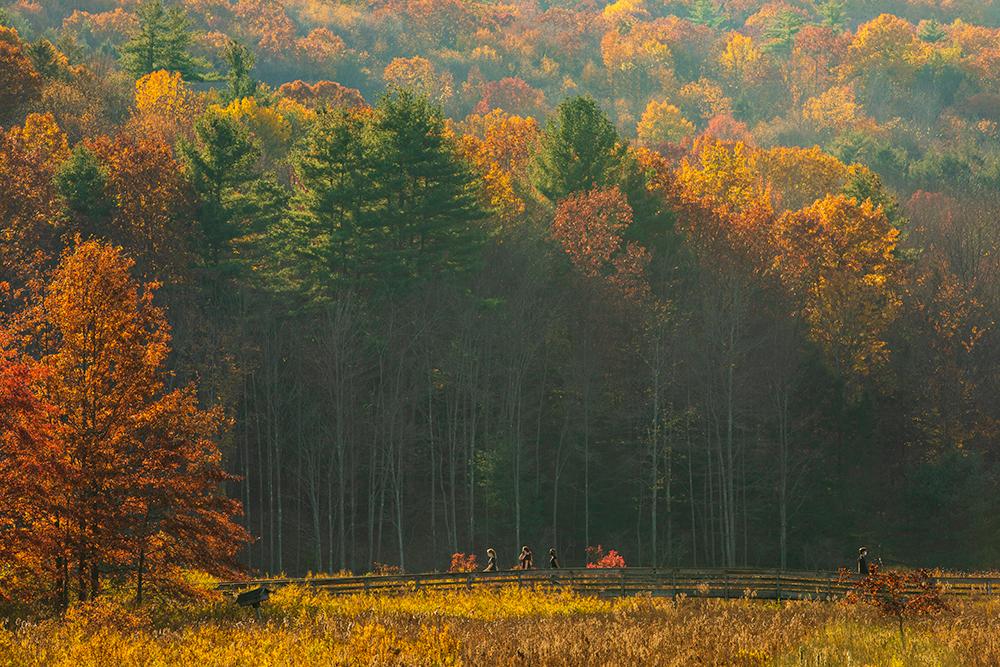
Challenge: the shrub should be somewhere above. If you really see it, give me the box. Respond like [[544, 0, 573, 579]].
[[585, 545, 626, 568], [449, 553, 478, 573]]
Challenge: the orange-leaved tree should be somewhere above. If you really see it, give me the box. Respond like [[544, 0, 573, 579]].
[[455, 109, 539, 224], [0, 27, 42, 123], [774, 194, 902, 390], [0, 332, 57, 607], [33, 240, 247, 604], [0, 113, 71, 298], [841, 565, 948, 652], [552, 186, 650, 301]]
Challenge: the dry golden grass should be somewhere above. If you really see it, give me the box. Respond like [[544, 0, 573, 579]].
[[2, 586, 1000, 665]]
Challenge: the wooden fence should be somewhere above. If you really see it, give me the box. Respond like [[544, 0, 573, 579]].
[[218, 567, 1000, 602]]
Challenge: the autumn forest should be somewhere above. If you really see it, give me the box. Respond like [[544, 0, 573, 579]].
[[1, 0, 999, 612]]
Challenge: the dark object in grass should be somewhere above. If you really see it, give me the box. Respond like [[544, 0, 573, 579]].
[[236, 586, 270, 620]]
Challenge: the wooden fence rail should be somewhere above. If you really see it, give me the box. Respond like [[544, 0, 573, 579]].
[[217, 568, 1000, 602]]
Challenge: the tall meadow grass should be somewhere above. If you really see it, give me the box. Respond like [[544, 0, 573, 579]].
[[1, 586, 998, 665]]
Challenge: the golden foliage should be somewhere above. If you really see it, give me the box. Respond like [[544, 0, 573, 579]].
[[720, 32, 763, 83], [383, 56, 454, 104], [801, 85, 873, 134], [3, 586, 1000, 665], [676, 137, 766, 214], [0, 113, 71, 291], [758, 145, 851, 212], [131, 70, 197, 145], [636, 99, 694, 148], [215, 97, 292, 158], [775, 195, 902, 384], [455, 109, 539, 223]]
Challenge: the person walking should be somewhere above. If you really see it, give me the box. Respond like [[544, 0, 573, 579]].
[[484, 548, 498, 572], [548, 548, 559, 569], [857, 546, 870, 575]]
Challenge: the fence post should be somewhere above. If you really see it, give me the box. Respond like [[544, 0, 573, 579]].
[[776, 571, 781, 602], [620, 569, 626, 598]]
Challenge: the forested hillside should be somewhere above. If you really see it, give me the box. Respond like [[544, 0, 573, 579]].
[[1, 0, 999, 598]]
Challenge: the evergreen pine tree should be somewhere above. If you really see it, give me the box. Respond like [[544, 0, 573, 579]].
[[119, 0, 208, 80], [817, 0, 846, 31], [763, 11, 804, 56], [283, 108, 373, 299], [369, 89, 486, 290], [223, 40, 258, 103], [55, 145, 111, 220], [688, 0, 727, 29], [182, 110, 260, 266], [532, 96, 627, 202], [280, 92, 486, 299]]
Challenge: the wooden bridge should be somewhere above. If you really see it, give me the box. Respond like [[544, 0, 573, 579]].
[[218, 567, 1000, 601]]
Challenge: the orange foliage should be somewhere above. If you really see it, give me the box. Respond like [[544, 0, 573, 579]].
[[29, 240, 246, 603], [456, 110, 539, 223], [473, 77, 546, 118], [384, 56, 454, 103], [62, 8, 137, 45], [448, 552, 478, 572], [585, 545, 626, 568], [0, 334, 53, 581], [87, 134, 195, 280], [758, 145, 850, 212], [701, 114, 753, 144], [774, 195, 902, 384], [0, 113, 70, 293], [296, 27, 347, 66], [552, 187, 650, 300], [279, 80, 366, 109], [0, 27, 42, 121]]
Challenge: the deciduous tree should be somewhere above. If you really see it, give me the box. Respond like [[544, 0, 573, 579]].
[[34, 240, 246, 604]]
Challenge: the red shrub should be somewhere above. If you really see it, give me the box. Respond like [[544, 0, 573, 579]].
[[449, 552, 478, 573], [585, 545, 626, 568]]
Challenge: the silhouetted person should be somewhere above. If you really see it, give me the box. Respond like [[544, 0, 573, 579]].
[[484, 548, 497, 572], [518, 546, 532, 570], [549, 548, 559, 569], [857, 546, 870, 575]]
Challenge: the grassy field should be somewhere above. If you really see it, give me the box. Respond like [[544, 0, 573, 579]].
[[1, 586, 999, 666]]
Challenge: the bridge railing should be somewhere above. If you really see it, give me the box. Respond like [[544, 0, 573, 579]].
[[218, 567, 1000, 601]]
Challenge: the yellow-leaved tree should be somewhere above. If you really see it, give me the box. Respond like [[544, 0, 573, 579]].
[[774, 195, 903, 388], [636, 100, 694, 149]]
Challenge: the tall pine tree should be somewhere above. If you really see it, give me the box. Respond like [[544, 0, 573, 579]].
[[119, 0, 208, 80], [182, 109, 260, 267], [370, 89, 486, 290], [280, 91, 485, 299], [532, 96, 627, 202], [223, 40, 259, 103]]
